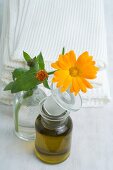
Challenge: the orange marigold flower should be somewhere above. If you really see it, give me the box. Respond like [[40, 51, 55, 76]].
[[51, 50, 99, 95], [36, 70, 48, 81]]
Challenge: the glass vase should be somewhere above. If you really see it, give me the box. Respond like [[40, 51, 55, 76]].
[[13, 87, 46, 141]]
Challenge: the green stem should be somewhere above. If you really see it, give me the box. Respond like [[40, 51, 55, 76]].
[[62, 47, 65, 55], [15, 102, 21, 132], [48, 71, 55, 75]]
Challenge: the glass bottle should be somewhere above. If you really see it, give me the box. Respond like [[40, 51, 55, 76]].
[[35, 85, 82, 164], [13, 87, 46, 141], [35, 97, 73, 164]]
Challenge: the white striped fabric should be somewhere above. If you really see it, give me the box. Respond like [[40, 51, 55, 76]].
[[0, 0, 111, 106]]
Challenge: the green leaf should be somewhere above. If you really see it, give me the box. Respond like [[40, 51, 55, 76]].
[[4, 82, 14, 91], [43, 79, 50, 89], [62, 47, 65, 55], [37, 52, 45, 70], [27, 60, 35, 67], [11, 70, 40, 93], [12, 68, 27, 80], [23, 90, 33, 99], [23, 51, 31, 62], [32, 57, 39, 71]]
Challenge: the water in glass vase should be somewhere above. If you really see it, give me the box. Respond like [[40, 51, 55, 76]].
[[15, 102, 40, 140], [13, 87, 46, 141]]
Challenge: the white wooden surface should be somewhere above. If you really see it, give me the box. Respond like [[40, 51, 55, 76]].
[[0, 0, 113, 169]]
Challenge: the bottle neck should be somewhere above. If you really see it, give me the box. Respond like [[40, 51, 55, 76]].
[[41, 116, 68, 130], [40, 105, 69, 130]]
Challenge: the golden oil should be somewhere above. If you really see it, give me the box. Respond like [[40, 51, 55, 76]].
[[35, 113, 73, 164]]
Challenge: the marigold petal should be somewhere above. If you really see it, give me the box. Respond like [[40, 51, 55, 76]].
[[76, 52, 99, 79], [81, 78, 93, 89], [81, 68, 98, 76], [62, 54, 73, 67], [51, 62, 60, 69], [69, 50, 76, 63], [58, 55, 70, 69], [77, 52, 95, 68], [70, 77, 80, 95], [52, 70, 69, 84], [76, 77, 87, 93], [54, 70, 69, 78], [77, 51, 89, 63], [56, 80, 64, 88], [82, 74, 97, 79], [52, 77, 58, 82], [60, 75, 72, 92], [57, 61, 68, 69], [60, 51, 76, 67]]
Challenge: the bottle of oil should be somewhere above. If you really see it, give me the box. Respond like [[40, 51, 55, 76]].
[[35, 97, 73, 164]]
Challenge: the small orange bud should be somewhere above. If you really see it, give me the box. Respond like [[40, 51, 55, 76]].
[[36, 70, 48, 81]]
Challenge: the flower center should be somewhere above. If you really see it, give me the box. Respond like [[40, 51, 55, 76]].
[[36, 70, 48, 81], [69, 67, 79, 77]]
